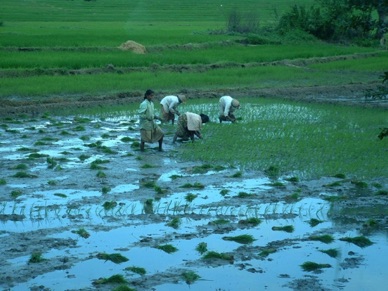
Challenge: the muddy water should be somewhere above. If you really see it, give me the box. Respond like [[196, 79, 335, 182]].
[[0, 114, 387, 291]]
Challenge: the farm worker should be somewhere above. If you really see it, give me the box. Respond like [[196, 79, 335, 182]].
[[160, 94, 187, 125], [173, 112, 209, 143], [219, 95, 240, 123], [138, 89, 164, 152]]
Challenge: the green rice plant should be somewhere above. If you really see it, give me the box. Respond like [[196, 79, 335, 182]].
[[102, 186, 111, 194], [272, 225, 294, 233], [29, 252, 46, 264], [54, 193, 67, 198], [324, 181, 343, 187], [230, 171, 242, 178], [269, 181, 285, 187], [125, 266, 146, 276], [167, 217, 181, 229], [79, 154, 90, 161], [170, 174, 182, 180], [142, 181, 156, 188], [203, 251, 233, 262], [222, 234, 255, 244], [97, 253, 129, 264], [156, 244, 178, 254], [333, 173, 346, 179], [185, 193, 198, 202], [131, 141, 140, 149], [351, 180, 368, 189], [285, 176, 299, 183], [195, 242, 208, 255], [96, 170, 106, 178], [191, 164, 213, 174], [259, 248, 277, 257], [72, 125, 85, 132], [121, 137, 135, 143], [112, 285, 135, 291], [237, 192, 251, 198], [14, 163, 28, 170], [180, 182, 205, 189], [28, 153, 48, 159], [209, 218, 229, 225], [319, 248, 339, 258], [0, 178, 6, 185], [308, 218, 323, 227], [80, 135, 90, 141], [11, 189, 23, 198], [143, 199, 154, 214], [93, 274, 127, 285], [219, 189, 229, 196], [264, 166, 280, 180], [376, 190, 388, 195], [323, 195, 345, 202], [339, 236, 373, 248], [141, 163, 155, 169], [154, 185, 166, 194], [46, 157, 57, 169], [12, 171, 38, 178], [182, 270, 201, 285], [103, 201, 117, 210], [301, 261, 331, 272], [72, 228, 90, 239], [309, 234, 334, 244], [285, 192, 299, 202], [238, 217, 261, 226]]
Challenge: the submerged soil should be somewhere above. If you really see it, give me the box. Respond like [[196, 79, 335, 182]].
[[0, 109, 387, 290]]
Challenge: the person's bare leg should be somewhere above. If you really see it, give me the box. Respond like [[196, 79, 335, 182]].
[[140, 140, 145, 152], [158, 137, 164, 151]]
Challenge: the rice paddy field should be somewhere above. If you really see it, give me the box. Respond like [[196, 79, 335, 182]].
[[0, 0, 387, 291]]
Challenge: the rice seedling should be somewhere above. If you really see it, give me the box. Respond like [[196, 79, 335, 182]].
[[154, 185, 166, 194], [14, 163, 28, 170], [9, 192, 21, 204], [285, 176, 299, 183], [121, 137, 135, 143], [375, 190, 388, 195], [209, 218, 229, 225], [112, 285, 135, 291], [93, 274, 127, 285], [309, 234, 334, 244], [167, 217, 181, 229], [238, 217, 261, 226], [351, 180, 368, 189], [301, 261, 331, 272], [96, 170, 106, 178], [339, 236, 373, 248], [125, 266, 146, 276], [264, 166, 280, 180], [220, 189, 229, 196], [237, 192, 251, 198], [191, 164, 213, 174], [28, 252, 46, 264], [72, 228, 90, 239], [12, 171, 38, 178], [230, 171, 242, 178], [196, 242, 208, 255], [180, 182, 205, 189], [169, 174, 182, 180], [141, 163, 155, 169], [319, 248, 339, 258], [182, 270, 201, 285], [97, 253, 129, 264], [308, 218, 323, 227], [0, 178, 7, 185], [131, 141, 140, 149], [272, 225, 294, 233], [54, 193, 67, 198], [333, 173, 346, 179], [79, 135, 90, 141], [102, 201, 117, 210], [222, 234, 255, 244], [185, 193, 198, 202], [259, 248, 277, 257], [72, 125, 85, 132], [269, 181, 285, 187], [156, 244, 178, 254], [203, 251, 234, 262], [285, 192, 300, 202], [79, 154, 90, 161], [102, 186, 111, 194], [46, 157, 57, 169], [142, 181, 156, 188], [28, 153, 48, 159]]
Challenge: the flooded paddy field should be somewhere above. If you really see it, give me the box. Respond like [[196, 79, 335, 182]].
[[0, 111, 387, 291]]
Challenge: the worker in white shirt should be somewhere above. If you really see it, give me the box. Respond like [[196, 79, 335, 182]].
[[160, 94, 187, 125], [219, 96, 240, 123]]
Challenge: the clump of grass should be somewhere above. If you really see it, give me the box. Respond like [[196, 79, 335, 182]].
[[185, 193, 198, 202], [0, 178, 6, 185], [325, 181, 343, 187], [141, 163, 155, 168], [269, 181, 285, 187], [209, 219, 229, 225], [112, 285, 135, 291], [351, 180, 368, 188], [180, 182, 205, 189], [272, 225, 294, 233], [142, 180, 156, 188], [170, 174, 182, 180], [237, 191, 251, 198], [203, 251, 233, 262], [94, 274, 127, 285], [259, 248, 277, 257], [322, 195, 344, 202], [319, 248, 339, 258], [121, 136, 135, 142], [238, 217, 261, 226], [301, 261, 331, 272], [222, 234, 255, 244], [285, 176, 299, 183], [131, 141, 140, 148], [14, 163, 28, 170], [97, 253, 129, 264], [103, 201, 117, 210], [333, 173, 346, 179], [167, 217, 181, 229], [47, 180, 57, 186], [54, 193, 67, 198], [102, 186, 111, 194], [143, 199, 153, 214], [156, 244, 178, 254], [154, 185, 166, 194], [192, 164, 212, 174], [96, 170, 106, 178], [73, 125, 85, 131], [13, 171, 38, 178], [79, 154, 90, 161], [196, 242, 208, 255], [309, 234, 334, 244], [285, 192, 299, 202], [125, 266, 146, 275], [29, 252, 46, 264], [230, 171, 242, 178], [339, 236, 373, 248], [264, 166, 280, 179], [308, 218, 323, 227], [11, 189, 23, 198], [363, 219, 378, 228], [72, 228, 90, 239], [182, 270, 201, 285], [376, 190, 388, 195]]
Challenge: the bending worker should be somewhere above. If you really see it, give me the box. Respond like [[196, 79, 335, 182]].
[[219, 95, 240, 123], [160, 94, 186, 125], [173, 112, 209, 143]]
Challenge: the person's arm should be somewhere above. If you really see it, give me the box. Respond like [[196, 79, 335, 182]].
[[172, 133, 178, 143], [169, 100, 180, 115]]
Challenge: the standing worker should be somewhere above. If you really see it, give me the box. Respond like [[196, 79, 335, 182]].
[[173, 112, 209, 143], [160, 94, 186, 125], [138, 89, 164, 152], [219, 95, 240, 123]]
